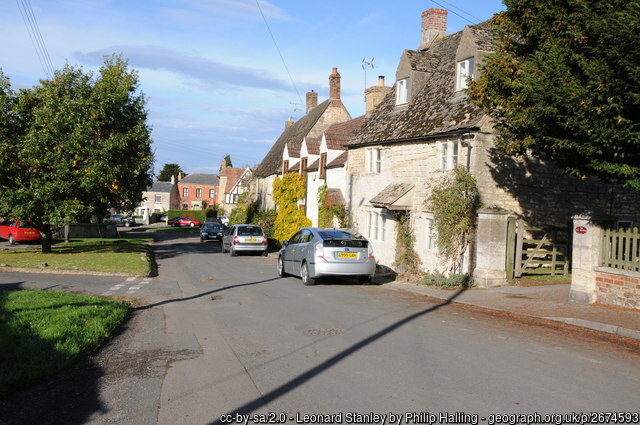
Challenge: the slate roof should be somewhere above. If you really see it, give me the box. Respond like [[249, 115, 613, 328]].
[[347, 22, 493, 147], [178, 173, 219, 185], [307, 159, 319, 172], [147, 181, 175, 193], [255, 100, 331, 177], [369, 183, 414, 207], [326, 151, 348, 168], [324, 116, 366, 150]]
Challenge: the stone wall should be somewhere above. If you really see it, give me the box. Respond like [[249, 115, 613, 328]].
[[55, 223, 118, 239], [595, 268, 640, 310]]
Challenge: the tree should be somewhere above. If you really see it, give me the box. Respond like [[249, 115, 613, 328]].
[[223, 154, 232, 168], [0, 55, 153, 253], [157, 163, 184, 182], [467, 0, 640, 190]]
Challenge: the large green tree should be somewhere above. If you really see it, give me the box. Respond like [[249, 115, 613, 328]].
[[157, 163, 184, 181], [0, 56, 153, 253], [468, 0, 640, 190]]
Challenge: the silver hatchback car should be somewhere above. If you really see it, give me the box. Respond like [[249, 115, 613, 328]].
[[222, 224, 268, 256], [277, 228, 376, 285]]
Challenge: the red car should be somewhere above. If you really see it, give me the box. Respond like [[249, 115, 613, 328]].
[[0, 219, 42, 244], [167, 217, 201, 227]]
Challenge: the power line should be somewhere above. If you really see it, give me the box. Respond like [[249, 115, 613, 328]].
[[254, 0, 303, 106], [15, 0, 54, 77], [430, 0, 479, 25], [435, 0, 483, 23]]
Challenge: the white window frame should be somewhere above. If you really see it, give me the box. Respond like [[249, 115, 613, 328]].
[[154, 194, 162, 203], [367, 210, 386, 242], [395, 78, 409, 105], [456, 57, 475, 91], [182, 187, 188, 197], [366, 148, 381, 174], [196, 188, 202, 198], [426, 218, 435, 251], [439, 141, 460, 170], [209, 188, 215, 199]]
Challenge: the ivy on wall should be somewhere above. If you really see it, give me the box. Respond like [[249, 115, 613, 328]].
[[273, 173, 311, 241], [427, 166, 481, 274], [317, 184, 349, 228], [393, 211, 422, 276]]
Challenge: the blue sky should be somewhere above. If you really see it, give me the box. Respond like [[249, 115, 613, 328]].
[[2, 0, 505, 176]]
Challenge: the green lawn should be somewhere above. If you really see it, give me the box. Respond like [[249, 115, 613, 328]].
[[0, 289, 129, 397], [0, 237, 154, 276]]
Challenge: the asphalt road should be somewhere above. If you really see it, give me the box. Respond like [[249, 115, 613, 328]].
[[1, 230, 639, 425]]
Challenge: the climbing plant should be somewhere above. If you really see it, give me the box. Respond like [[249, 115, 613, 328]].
[[317, 184, 349, 228], [393, 211, 422, 276], [427, 166, 481, 274], [273, 173, 311, 241]]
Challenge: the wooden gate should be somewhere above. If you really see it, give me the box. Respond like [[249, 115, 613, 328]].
[[506, 218, 571, 279]]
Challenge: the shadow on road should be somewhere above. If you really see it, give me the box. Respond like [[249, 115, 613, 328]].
[[209, 286, 468, 424]]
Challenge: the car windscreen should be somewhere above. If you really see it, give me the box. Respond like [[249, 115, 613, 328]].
[[318, 230, 357, 240], [237, 226, 263, 236], [202, 223, 221, 230]]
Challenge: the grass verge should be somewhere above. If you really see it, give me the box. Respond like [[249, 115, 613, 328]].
[[0, 237, 154, 276], [0, 289, 129, 398]]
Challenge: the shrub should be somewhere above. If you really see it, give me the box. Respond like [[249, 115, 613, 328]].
[[423, 272, 474, 288], [273, 173, 311, 241], [166, 208, 216, 223]]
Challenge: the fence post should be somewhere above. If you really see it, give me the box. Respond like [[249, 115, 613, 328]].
[[506, 216, 516, 281], [473, 207, 511, 288], [570, 215, 605, 304]]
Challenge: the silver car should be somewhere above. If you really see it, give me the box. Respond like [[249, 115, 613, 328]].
[[277, 228, 376, 285], [222, 224, 268, 256]]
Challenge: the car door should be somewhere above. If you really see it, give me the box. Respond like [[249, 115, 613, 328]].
[[283, 230, 302, 274], [295, 229, 315, 273], [223, 226, 235, 251]]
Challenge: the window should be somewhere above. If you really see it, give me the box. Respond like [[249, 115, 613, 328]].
[[283, 160, 289, 174], [182, 187, 188, 197], [154, 194, 161, 203], [440, 141, 459, 170], [209, 188, 215, 199], [367, 210, 386, 242], [300, 157, 308, 174], [196, 188, 202, 198], [426, 219, 435, 251], [396, 78, 409, 105], [366, 148, 381, 174], [319, 153, 327, 179], [456, 58, 475, 91]]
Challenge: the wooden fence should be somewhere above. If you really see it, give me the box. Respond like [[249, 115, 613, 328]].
[[601, 227, 640, 273]]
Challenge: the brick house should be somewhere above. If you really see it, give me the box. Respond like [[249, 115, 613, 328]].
[[177, 173, 219, 210], [254, 68, 352, 210], [345, 9, 640, 287]]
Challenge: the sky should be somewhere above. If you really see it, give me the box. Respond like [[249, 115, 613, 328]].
[[2, 0, 505, 177]]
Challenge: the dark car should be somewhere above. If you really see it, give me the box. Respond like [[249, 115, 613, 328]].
[[200, 222, 224, 242], [222, 224, 268, 256], [105, 214, 134, 227]]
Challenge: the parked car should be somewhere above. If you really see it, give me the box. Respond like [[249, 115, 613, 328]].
[[160, 213, 168, 223], [222, 224, 268, 256], [0, 219, 42, 245], [105, 214, 134, 227], [200, 222, 224, 242], [217, 215, 230, 226], [277, 228, 375, 285], [167, 217, 201, 227]]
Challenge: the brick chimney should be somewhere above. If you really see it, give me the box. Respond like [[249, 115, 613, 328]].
[[419, 8, 447, 51], [329, 67, 341, 106], [365, 76, 392, 117], [306, 90, 318, 113]]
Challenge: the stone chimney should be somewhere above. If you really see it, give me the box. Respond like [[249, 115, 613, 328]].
[[306, 90, 318, 113], [365, 76, 392, 117], [171, 174, 175, 184], [178, 172, 183, 181], [285, 117, 294, 129], [329, 67, 341, 106], [419, 8, 447, 51]]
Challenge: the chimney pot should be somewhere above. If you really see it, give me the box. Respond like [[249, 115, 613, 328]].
[[306, 90, 318, 113], [378, 76, 385, 87], [365, 75, 392, 117], [419, 8, 448, 51]]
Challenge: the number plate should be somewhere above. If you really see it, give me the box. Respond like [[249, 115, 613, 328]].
[[246, 238, 257, 242], [24, 231, 35, 235], [337, 252, 357, 259]]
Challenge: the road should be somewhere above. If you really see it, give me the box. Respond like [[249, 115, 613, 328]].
[[1, 230, 639, 425]]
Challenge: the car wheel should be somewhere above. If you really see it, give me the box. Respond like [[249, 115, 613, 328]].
[[125, 221, 131, 227], [358, 276, 371, 285], [9, 234, 16, 245], [262, 251, 268, 257], [200, 238, 204, 243], [277, 256, 287, 277], [230, 247, 237, 257], [301, 262, 316, 286]]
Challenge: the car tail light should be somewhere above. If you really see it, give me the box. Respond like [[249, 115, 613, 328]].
[[233, 236, 239, 244], [315, 243, 324, 258], [262, 236, 267, 244], [368, 245, 375, 259]]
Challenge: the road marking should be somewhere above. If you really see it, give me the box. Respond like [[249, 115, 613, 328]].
[[126, 277, 136, 282]]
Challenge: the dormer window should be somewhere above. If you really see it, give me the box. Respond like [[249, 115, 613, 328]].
[[456, 58, 475, 91], [395, 78, 409, 105]]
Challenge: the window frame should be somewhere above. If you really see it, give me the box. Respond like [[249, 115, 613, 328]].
[[426, 218, 435, 251], [439, 141, 460, 171], [456, 57, 475, 91], [367, 210, 386, 242], [319, 153, 327, 179], [366, 148, 381, 174], [395, 78, 409, 105], [182, 187, 189, 197], [154, 194, 162, 203], [209, 188, 215, 199], [196, 187, 202, 198]]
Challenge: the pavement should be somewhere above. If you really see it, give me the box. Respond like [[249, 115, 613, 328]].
[[383, 280, 640, 340]]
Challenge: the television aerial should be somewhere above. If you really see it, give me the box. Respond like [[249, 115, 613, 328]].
[[362, 57, 375, 102]]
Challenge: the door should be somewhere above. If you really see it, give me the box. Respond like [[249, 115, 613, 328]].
[[283, 230, 303, 274]]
